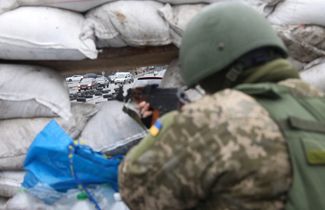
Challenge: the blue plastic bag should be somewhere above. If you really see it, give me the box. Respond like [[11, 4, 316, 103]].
[[22, 120, 122, 198]]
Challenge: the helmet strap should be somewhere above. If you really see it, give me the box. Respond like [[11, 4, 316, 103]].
[[224, 48, 283, 88], [224, 64, 244, 88]]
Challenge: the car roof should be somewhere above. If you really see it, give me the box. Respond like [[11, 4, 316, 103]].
[[83, 73, 97, 78], [133, 76, 162, 88]]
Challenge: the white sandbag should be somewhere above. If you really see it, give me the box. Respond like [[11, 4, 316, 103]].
[[158, 0, 214, 3], [159, 0, 281, 46], [288, 57, 305, 72], [0, 0, 116, 14], [0, 64, 71, 120], [81, 6, 127, 48], [268, 0, 325, 26], [241, 0, 283, 16], [79, 101, 147, 155], [0, 171, 24, 198], [273, 25, 325, 63], [0, 103, 97, 170], [0, 7, 97, 60], [300, 58, 325, 92], [82, 1, 171, 47], [158, 4, 205, 47]]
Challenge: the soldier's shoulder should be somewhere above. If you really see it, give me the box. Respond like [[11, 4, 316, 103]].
[[181, 88, 269, 120]]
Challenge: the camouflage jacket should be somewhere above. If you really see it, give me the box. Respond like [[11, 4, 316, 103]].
[[119, 79, 324, 210]]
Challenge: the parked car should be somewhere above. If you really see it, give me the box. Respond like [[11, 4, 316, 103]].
[[132, 76, 162, 88], [114, 72, 134, 84], [83, 73, 98, 79], [66, 75, 83, 82], [78, 78, 97, 91], [96, 76, 109, 88], [108, 74, 117, 83]]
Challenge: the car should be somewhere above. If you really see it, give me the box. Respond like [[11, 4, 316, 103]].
[[78, 78, 98, 91], [66, 75, 83, 82], [83, 73, 98, 79], [114, 72, 134, 84], [96, 76, 109, 88], [132, 76, 162, 88], [108, 74, 117, 83]]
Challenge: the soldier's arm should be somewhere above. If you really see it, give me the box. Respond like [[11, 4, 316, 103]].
[[118, 110, 226, 210]]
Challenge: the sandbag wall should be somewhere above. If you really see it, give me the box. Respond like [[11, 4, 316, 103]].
[[1, 0, 324, 81], [1, 0, 325, 208], [0, 64, 99, 206]]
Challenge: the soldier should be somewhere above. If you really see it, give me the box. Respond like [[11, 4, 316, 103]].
[[119, 2, 325, 210]]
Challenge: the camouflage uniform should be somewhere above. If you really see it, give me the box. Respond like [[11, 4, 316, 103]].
[[119, 79, 323, 210]]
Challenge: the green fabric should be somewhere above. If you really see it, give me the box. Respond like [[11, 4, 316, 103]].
[[125, 111, 177, 162], [179, 2, 287, 87], [240, 59, 299, 84], [200, 59, 298, 94], [237, 83, 325, 210]]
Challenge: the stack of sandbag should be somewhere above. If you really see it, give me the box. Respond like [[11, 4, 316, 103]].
[[264, 0, 325, 90], [267, 0, 325, 69], [0, 64, 98, 204], [0, 6, 98, 60], [81, 0, 280, 48], [81, 1, 172, 48], [1, 100, 147, 210], [0, 0, 290, 53]]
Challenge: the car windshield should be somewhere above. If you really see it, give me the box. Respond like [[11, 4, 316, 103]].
[[80, 78, 93, 84]]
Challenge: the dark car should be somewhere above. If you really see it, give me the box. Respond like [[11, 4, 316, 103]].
[[78, 78, 97, 91], [83, 73, 98, 79]]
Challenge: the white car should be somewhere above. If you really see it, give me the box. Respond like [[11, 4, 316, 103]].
[[114, 72, 134, 84], [132, 76, 162, 88], [66, 75, 83, 82]]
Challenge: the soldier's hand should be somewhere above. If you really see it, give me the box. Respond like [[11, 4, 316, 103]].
[[138, 101, 153, 118]]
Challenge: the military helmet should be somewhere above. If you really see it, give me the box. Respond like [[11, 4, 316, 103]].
[[179, 2, 288, 87]]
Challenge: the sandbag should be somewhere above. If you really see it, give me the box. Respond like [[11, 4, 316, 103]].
[[158, 0, 280, 47], [300, 58, 325, 92], [79, 101, 147, 156], [274, 25, 325, 63], [268, 0, 325, 26], [288, 57, 305, 72], [0, 7, 97, 60], [0, 171, 24, 198], [82, 1, 171, 47], [159, 0, 281, 12], [158, 0, 215, 3], [0, 0, 116, 14], [0, 64, 71, 120], [158, 4, 205, 47], [242, 0, 283, 16], [0, 103, 98, 170]]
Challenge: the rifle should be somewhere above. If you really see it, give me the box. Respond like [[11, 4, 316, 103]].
[[124, 85, 182, 126], [123, 85, 183, 128]]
